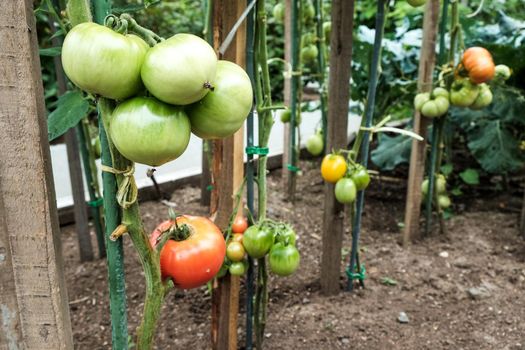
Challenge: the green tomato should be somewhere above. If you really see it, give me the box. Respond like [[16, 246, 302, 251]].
[[187, 60, 253, 139], [351, 167, 370, 191], [301, 45, 319, 63], [275, 227, 297, 246], [280, 109, 291, 123], [141, 33, 217, 105], [269, 243, 300, 277], [272, 3, 285, 23], [301, 32, 316, 47], [61, 22, 149, 100], [407, 0, 427, 7], [226, 241, 245, 262], [432, 87, 449, 99], [469, 83, 493, 110], [421, 96, 449, 117], [438, 195, 451, 209], [414, 93, 430, 111], [323, 22, 332, 43], [450, 78, 480, 107], [421, 175, 446, 196], [109, 97, 191, 167], [306, 134, 324, 156], [495, 64, 511, 81], [334, 178, 357, 204], [229, 261, 246, 276], [242, 226, 274, 259], [302, 2, 315, 23]]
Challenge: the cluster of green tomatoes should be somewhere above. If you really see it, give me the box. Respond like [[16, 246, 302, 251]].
[[61, 19, 253, 167], [414, 47, 511, 119], [219, 217, 300, 277], [421, 175, 451, 210], [320, 153, 370, 204]]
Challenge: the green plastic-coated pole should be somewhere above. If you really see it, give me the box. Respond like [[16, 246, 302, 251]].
[[347, 0, 387, 292], [424, 0, 449, 236], [314, 0, 328, 150], [89, 0, 129, 348]]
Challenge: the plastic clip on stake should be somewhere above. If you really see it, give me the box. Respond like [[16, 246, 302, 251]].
[[245, 146, 269, 156], [87, 198, 104, 207], [346, 264, 366, 282]]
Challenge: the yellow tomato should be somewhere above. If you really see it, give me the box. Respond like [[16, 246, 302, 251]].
[[320, 154, 347, 183]]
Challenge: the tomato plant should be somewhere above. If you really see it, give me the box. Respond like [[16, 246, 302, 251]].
[[141, 33, 217, 105], [61, 22, 149, 100], [269, 242, 300, 277], [149, 215, 226, 289], [187, 60, 253, 139], [109, 97, 191, 167], [242, 225, 274, 259], [321, 154, 348, 183]]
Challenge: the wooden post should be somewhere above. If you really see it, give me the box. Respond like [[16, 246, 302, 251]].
[[403, 0, 440, 245], [320, 0, 355, 295], [520, 180, 525, 237], [0, 0, 74, 348], [282, 0, 292, 192], [210, 1, 245, 349]]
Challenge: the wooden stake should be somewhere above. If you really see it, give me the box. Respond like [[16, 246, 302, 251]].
[[210, 1, 246, 349], [0, 1, 73, 348], [320, 0, 355, 296], [403, 0, 441, 245], [520, 180, 525, 237]]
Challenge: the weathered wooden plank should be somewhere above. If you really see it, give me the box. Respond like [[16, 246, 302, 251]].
[[403, 0, 441, 245], [210, 1, 245, 349], [0, 1, 73, 349], [320, 0, 355, 295]]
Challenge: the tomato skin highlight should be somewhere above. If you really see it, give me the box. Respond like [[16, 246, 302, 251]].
[[141, 33, 217, 105], [321, 154, 348, 183], [109, 97, 191, 167], [187, 60, 253, 139], [61, 22, 149, 100], [149, 216, 226, 289]]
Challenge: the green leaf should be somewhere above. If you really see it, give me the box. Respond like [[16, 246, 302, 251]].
[[371, 133, 412, 171], [47, 91, 90, 141], [39, 47, 62, 57], [380, 277, 398, 286], [459, 168, 480, 185], [440, 163, 453, 176], [450, 187, 463, 196]]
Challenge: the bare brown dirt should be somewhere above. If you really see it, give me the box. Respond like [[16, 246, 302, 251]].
[[62, 160, 525, 350]]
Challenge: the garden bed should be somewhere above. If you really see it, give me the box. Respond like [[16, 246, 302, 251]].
[[62, 160, 525, 350]]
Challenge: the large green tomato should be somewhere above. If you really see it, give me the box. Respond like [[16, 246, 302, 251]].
[[242, 225, 274, 259], [334, 178, 357, 204], [470, 83, 493, 110], [414, 93, 430, 111], [450, 78, 480, 107], [272, 3, 285, 23], [269, 243, 300, 277], [61, 22, 148, 100], [301, 45, 318, 64], [109, 97, 191, 166], [187, 60, 253, 139], [141, 34, 217, 105], [407, 0, 427, 7], [421, 96, 449, 118]]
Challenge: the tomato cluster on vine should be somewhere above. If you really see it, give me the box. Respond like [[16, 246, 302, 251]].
[[320, 152, 371, 204], [414, 47, 511, 119]]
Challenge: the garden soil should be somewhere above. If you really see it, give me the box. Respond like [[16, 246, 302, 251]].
[[62, 160, 525, 350]]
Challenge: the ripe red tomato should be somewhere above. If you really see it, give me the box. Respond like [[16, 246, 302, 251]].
[[462, 47, 495, 84], [232, 216, 248, 234], [149, 216, 226, 289]]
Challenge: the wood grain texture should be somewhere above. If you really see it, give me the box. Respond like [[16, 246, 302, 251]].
[[403, 0, 440, 245], [210, 1, 245, 349], [0, 1, 73, 349], [320, 0, 355, 295]]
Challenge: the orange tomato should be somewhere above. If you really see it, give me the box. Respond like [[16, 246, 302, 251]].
[[462, 47, 495, 84], [149, 215, 226, 289], [232, 216, 248, 234], [320, 154, 347, 183]]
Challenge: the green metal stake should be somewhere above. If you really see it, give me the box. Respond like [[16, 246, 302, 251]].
[[89, 0, 129, 347], [424, 0, 451, 236], [314, 0, 328, 151]]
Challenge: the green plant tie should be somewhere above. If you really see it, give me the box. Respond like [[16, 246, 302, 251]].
[[346, 264, 366, 281], [87, 198, 104, 208], [287, 164, 300, 173], [100, 164, 138, 209], [206, 185, 214, 191], [245, 146, 269, 156]]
